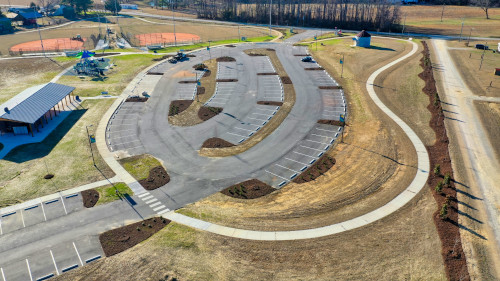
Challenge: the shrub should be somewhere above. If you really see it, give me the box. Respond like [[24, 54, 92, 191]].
[[435, 181, 444, 194], [434, 164, 441, 176], [136, 227, 141, 231], [443, 173, 451, 186], [440, 203, 448, 220]]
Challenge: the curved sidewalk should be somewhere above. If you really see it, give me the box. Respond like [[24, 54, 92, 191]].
[[161, 39, 430, 240]]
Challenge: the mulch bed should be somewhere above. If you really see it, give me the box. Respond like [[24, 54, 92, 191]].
[[318, 119, 345, 126], [419, 41, 470, 281], [257, 72, 278, 75], [304, 67, 325, 70], [280, 76, 292, 84], [138, 166, 170, 190], [221, 179, 276, 199], [201, 137, 235, 149], [266, 48, 276, 52], [126, 96, 148, 102], [226, 44, 236, 47], [292, 155, 336, 183], [95, 52, 120, 57], [257, 101, 283, 106], [216, 56, 235, 62], [178, 80, 197, 84], [197, 87, 206, 95], [193, 63, 207, 70], [294, 54, 309, 56], [169, 100, 193, 116], [186, 54, 196, 58], [81, 189, 99, 208], [202, 70, 211, 78], [216, 79, 238, 82], [152, 55, 169, 61], [318, 85, 342, 89], [198, 106, 223, 121], [146, 72, 163, 75], [99, 217, 170, 257]]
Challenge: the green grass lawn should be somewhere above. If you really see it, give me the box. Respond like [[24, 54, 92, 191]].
[[118, 154, 163, 181], [95, 182, 134, 206]]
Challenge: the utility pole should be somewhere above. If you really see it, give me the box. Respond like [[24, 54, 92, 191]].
[[441, 4, 445, 22], [459, 17, 464, 42], [172, 4, 177, 46], [315, 34, 318, 51], [402, 14, 407, 34], [35, 20, 46, 57], [269, 0, 272, 37], [86, 125, 96, 167], [479, 42, 486, 70], [238, 24, 240, 42], [467, 28, 472, 46], [341, 54, 344, 78]]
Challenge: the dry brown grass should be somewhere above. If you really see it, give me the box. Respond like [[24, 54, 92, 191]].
[[199, 48, 296, 157], [474, 101, 500, 160], [447, 40, 500, 98], [168, 59, 217, 126]]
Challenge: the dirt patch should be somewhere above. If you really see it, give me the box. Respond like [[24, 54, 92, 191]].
[[146, 72, 164, 75], [246, 53, 266, 56], [169, 100, 193, 116], [178, 80, 197, 84], [99, 217, 170, 257], [318, 119, 345, 126], [139, 166, 170, 190], [202, 70, 211, 78], [216, 56, 235, 62], [198, 106, 222, 121], [126, 96, 149, 102], [81, 189, 99, 208], [216, 79, 238, 82], [173, 70, 196, 78], [197, 87, 206, 95], [201, 138, 235, 149], [318, 85, 342, 89], [280, 76, 292, 84], [420, 41, 470, 281], [257, 72, 278, 75], [293, 155, 336, 183], [221, 179, 276, 199], [305, 67, 325, 70], [257, 101, 283, 106]]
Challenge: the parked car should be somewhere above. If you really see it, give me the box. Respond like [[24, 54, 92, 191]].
[[301, 56, 313, 62], [168, 57, 177, 63], [475, 44, 489, 50]]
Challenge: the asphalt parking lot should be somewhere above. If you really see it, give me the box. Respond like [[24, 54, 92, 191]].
[[319, 89, 346, 120], [106, 102, 146, 155], [204, 82, 237, 107], [0, 194, 82, 236], [174, 83, 197, 100], [257, 75, 284, 102], [216, 62, 238, 80], [0, 235, 103, 281], [253, 56, 275, 73]]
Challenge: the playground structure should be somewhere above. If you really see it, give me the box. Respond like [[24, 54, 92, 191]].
[[73, 51, 111, 77]]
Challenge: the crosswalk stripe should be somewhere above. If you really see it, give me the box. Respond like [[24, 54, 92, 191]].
[[137, 193, 150, 198], [145, 198, 157, 204], [149, 202, 162, 208], [153, 205, 166, 211]]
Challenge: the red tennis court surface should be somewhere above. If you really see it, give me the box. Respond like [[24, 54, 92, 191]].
[[135, 33, 200, 45], [10, 38, 86, 52]]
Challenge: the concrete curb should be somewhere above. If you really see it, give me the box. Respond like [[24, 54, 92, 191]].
[[160, 39, 430, 240]]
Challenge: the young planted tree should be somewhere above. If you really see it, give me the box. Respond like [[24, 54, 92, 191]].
[[434, 164, 441, 176], [104, 0, 121, 14]]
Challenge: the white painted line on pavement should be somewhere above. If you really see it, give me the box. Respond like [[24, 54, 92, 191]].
[[311, 133, 331, 138], [304, 139, 329, 145], [50, 250, 59, 275], [141, 195, 154, 201], [300, 144, 325, 152], [26, 259, 33, 281], [227, 132, 247, 138], [275, 164, 300, 174], [264, 170, 289, 181], [40, 202, 47, 221], [292, 151, 316, 158], [60, 196, 68, 215], [153, 205, 166, 211], [20, 210, 25, 228], [284, 157, 309, 166], [145, 198, 157, 204], [137, 193, 150, 198], [158, 209, 170, 215], [1, 267, 5, 281], [73, 242, 84, 266], [234, 127, 254, 132], [149, 202, 162, 208]]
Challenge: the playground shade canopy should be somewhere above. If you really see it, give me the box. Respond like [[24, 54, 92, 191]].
[[0, 83, 75, 124]]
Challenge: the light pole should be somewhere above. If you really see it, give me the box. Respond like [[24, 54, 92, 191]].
[[86, 125, 96, 167], [269, 0, 272, 37], [172, 4, 177, 46], [459, 17, 464, 42]]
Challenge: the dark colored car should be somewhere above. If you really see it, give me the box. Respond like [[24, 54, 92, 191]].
[[301, 56, 313, 62], [475, 44, 489, 50]]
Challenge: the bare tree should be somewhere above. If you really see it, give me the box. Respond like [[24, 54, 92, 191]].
[[38, 0, 60, 13], [471, 0, 500, 19]]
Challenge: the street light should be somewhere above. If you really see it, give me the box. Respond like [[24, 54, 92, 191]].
[[86, 125, 96, 167], [269, 0, 272, 37]]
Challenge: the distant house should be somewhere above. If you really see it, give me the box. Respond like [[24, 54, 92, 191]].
[[12, 11, 43, 25], [0, 18, 13, 33], [8, 7, 35, 14], [120, 4, 138, 10], [52, 5, 70, 16], [353, 30, 371, 48]]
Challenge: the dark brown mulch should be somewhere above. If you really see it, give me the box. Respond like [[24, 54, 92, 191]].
[[202, 70, 211, 78], [198, 106, 223, 121], [95, 52, 120, 57], [280, 76, 292, 84], [318, 119, 345, 126], [257, 72, 278, 75], [152, 55, 169, 61], [257, 101, 283, 106], [201, 137, 235, 148], [246, 53, 266, 56], [193, 63, 207, 70], [226, 44, 236, 47], [169, 100, 193, 116], [266, 48, 276, 52], [178, 80, 197, 84], [221, 179, 276, 199], [419, 41, 470, 281], [304, 67, 325, 70], [81, 189, 99, 208], [44, 174, 54, 179], [126, 96, 148, 102], [293, 54, 309, 56], [293, 155, 336, 183], [186, 54, 196, 57], [318, 85, 342, 89], [99, 217, 170, 257], [138, 166, 170, 190], [197, 87, 206, 95], [146, 72, 163, 75], [216, 56, 235, 62], [216, 79, 238, 82]]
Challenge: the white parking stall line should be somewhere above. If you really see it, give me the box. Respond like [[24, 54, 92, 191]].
[[315, 127, 336, 133], [26, 259, 33, 281], [138, 192, 150, 198], [264, 170, 289, 182], [111, 139, 142, 147], [300, 145, 325, 152], [145, 198, 158, 204], [304, 139, 330, 145], [107, 128, 134, 133], [246, 117, 267, 122], [73, 242, 84, 266], [20, 210, 26, 227], [141, 195, 154, 201], [108, 134, 137, 140], [254, 108, 276, 113], [252, 112, 271, 117], [1, 267, 5, 281], [275, 164, 300, 174], [292, 150, 316, 158], [234, 127, 255, 132], [150, 202, 162, 208], [50, 250, 59, 275], [227, 132, 248, 138], [311, 133, 332, 138], [40, 202, 47, 221], [284, 157, 310, 167], [153, 205, 166, 212], [60, 196, 68, 215]]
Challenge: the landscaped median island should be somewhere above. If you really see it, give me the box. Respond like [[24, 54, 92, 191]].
[[81, 183, 134, 208], [221, 179, 276, 199], [118, 154, 169, 190], [199, 48, 296, 157]]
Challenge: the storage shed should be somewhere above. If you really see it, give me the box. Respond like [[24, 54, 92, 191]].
[[353, 30, 371, 47]]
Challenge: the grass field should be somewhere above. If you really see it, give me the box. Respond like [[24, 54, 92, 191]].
[[447, 40, 500, 98], [401, 5, 500, 38], [95, 182, 134, 206], [0, 99, 115, 208], [118, 154, 163, 181], [474, 101, 500, 161], [56, 54, 158, 97]]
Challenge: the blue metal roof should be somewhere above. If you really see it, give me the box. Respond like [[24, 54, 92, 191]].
[[0, 83, 75, 124], [16, 11, 43, 20]]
